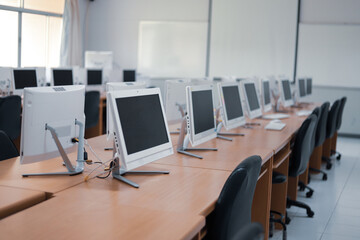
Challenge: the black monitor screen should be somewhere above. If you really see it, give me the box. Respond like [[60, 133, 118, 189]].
[[263, 81, 271, 105], [123, 70, 136, 82], [299, 79, 306, 97], [306, 78, 312, 94], [192, 90, 215, 134], [244, 83, 260, 111], [87, 70, 102, 85], [116, 94, 169, 155], [282, 80, 292, 101], [53, 70, 73, 86], [13, 70, 37, 89], [222, 86, 243, 120]]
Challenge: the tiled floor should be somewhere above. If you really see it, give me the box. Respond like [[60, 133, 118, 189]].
[[272, 137, 360, 240]]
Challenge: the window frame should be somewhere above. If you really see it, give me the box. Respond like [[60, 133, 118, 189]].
[[0, 1, 63, 67]]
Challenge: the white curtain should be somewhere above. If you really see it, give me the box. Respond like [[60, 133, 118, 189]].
[[60, 0, 82, 67]]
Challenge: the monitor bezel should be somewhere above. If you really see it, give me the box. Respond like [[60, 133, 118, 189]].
[[261, 79, 272, 113], [241, 80, 262, 119], [107, 88, 173, 171], [12, 68, 38, 96], [280, 79, 294, 107], [186, 84, 217, 147], [51, 68, 74, 86], [217, 81, 246, 130]]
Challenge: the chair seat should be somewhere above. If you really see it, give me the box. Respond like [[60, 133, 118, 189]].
[[272, 171, 286, 184]]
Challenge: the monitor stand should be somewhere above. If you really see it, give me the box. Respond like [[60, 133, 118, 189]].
[[176, 117, 217, 159], [111, 146, 169, 188], [215, 108, 245, 141], [23, 120, 85, 177], [170, 103, 186, 135]]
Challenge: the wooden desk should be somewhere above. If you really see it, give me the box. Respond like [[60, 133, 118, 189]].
[[0, 186, 46, 219], [0, 154, 87, 194], [0, 192, 205, 240]]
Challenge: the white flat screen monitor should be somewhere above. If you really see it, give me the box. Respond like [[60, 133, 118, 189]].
[[123, 70, 136, 82], [280, 79, 294, 107], [164, 79, 192, 124], [107, 88, 173, 171], [12, 69, 38, 96], [20, 85, 85, 164], [87, 69, 103, 85], [85, 51, 113, 70], [52, 69, 73, 86], [106, 82, 147, 140], [298, 78, 306, 99], [261, 79, 272, 112], [306, 78, 312, 95], [186, 84, 217, 147], [242, 81, 262, 119], [218, 82, 246, 130]]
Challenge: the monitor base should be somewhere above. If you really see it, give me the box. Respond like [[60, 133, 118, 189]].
[[113, 170, 170, 188], [23, 170, 83, 177], [177, 147, 218, 159]]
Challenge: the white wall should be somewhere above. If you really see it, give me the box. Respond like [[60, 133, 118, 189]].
[[209, 0, 298, 79], [84, 0, 208, 71]]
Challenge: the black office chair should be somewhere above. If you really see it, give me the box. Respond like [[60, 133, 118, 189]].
[[0, 130, 19, 161], [231, 222, 264, 240], [84, 91, 100, 129], [286, 114, 317, 220], [322, 100, 341, 169], [309, 102, 330, 180], [206, 155, 262, 240], [0, 95, 21, 140], [331, 97, 347, 160]]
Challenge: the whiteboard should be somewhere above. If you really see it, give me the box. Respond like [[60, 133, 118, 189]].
[[297, 24, 360, 88], [138, 21, 207, 78]]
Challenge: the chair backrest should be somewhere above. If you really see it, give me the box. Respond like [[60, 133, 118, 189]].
[[231, 222, 264, 240], [289, 114, 317, 177], [310, 107, 320, 152], [336, 97, 347, 130], [0, 95, 21, 140], [315, 102, 330, 147], [84, 91, 100, 129], [206, 155, 262, 240], [0, 130, 19, 161], [326, 100, 341, 139]]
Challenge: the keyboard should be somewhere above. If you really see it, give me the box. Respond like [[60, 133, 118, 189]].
[[296, 110, 312, 116], [262, 113, 290, 120], [265, 120, 286, 131]]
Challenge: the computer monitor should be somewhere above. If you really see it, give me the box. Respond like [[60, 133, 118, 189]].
[[123, 70, 136, 82], [106, 81, 147, 140], [297, 78, 306, 99], [186, 84, 217, 146], [20, 86, 85, 175], [12, 69, 38, 96], [261, 79, 272, 112], [85, 51, 113, 70], [217, 82, 246, 130], [242, 81, 262, 119], [0, 67, 13, 95], [52, 68, 74, 86], [306, 78, 312, 95], [107, 88, 173, 171], [280, 79, 294, 107], [87, 69, 102, 85], [164, 79, 192, 124]]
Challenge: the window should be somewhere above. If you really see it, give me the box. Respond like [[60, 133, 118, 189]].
[[0, 0, 64, 68]]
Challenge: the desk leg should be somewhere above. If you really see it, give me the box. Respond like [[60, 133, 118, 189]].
[[287, 176, 299, 201], [309, 145, 322, 172], [322, 138, 331, 159], [252, 157, 272, 240], [299, 163, 309, 185], [331, 132, 338, 154]]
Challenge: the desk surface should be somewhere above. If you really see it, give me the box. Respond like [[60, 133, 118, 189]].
[[0, 186, 46, 219]]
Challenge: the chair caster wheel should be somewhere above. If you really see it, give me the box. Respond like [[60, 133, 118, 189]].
[[326, 163, 332, 170], [285, 216, 291, 224], [306, 190, 313, 198], [337, 154, 341, 160], [307, 210, 314, 218], [322, 174, 328, 181]]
